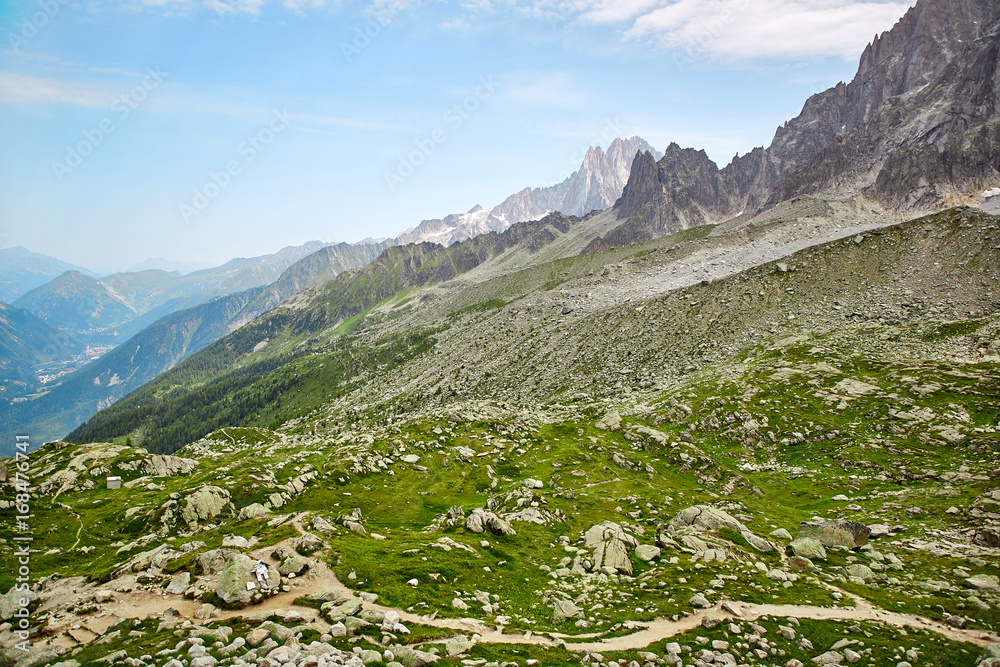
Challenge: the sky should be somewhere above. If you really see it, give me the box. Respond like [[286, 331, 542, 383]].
[[0, 0, 915, 273]]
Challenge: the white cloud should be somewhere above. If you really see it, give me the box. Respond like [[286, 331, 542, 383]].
[[576, 0, 660, 25], [123, 0, 337, 16], [524, 0, 912, 62], [0, 72, 116, 107], [628, 0, 912, 61]]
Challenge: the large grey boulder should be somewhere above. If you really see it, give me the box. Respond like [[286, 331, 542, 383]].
[[668, 505, 775, 552], [635, 545, 661, 562], [790, 537, 827, 560], [182, 485, 232, 527], [445, 635, 476, 657], [798, 520, 870, 549], [165, 571, 191, 595], [216, 554, 275, 607], [465, 509, 516, 536], [238, 503, 269, 521], [0, 586, 37, 621], [966, 574, 1000, 592], [845, 563, 876, 582], [585, 522, 639, 574], [390, 645, 438, 667], [551, 598, 583, 624], [198, 549, 238, 575], [278, 555, 308, 576], [141, 454, 197, 477]]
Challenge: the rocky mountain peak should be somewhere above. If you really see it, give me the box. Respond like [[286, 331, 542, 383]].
[[399, 136, 661, 247], [601, 0, 1000, 249]]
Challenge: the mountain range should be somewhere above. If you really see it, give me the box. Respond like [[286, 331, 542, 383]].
[[0, 246, 94, 303], [5, 0, 1000, 664], [7, 0, 1000, 451], [0, 136, 660, 443], [396, 136, 661, 246], [62, 0, 1000, 456]]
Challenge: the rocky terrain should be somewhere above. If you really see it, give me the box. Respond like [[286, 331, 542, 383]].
[[5, 0, 1000, 665], [2, 203, 998, 667]]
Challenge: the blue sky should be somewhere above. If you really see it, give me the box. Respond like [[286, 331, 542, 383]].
[[0, 0, 913, 273]]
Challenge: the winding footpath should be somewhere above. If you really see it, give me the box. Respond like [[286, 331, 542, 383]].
[[102, 517, 995, 654]]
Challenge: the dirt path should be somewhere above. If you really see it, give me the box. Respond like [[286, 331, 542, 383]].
[[564, 600, 993, 653], [97, 516, 995, 653], [106, 558, 994, 653]]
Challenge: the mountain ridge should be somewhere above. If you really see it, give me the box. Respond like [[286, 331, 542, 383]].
[[594, 0, 1000, 249]]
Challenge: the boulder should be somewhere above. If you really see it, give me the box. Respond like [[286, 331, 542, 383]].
[[0, 586, 37, 621], [465, 509, 516, 536], [790, 537, 827, 560], [390, 645, 438, 667], [668, 505, 775, 552], [238, 503, 270, 521], [198, 549, 237, 575], [797, 520, 870, 549], [770, 528, 793, 541], [980, 643, 1000, 662], [182, 485, 232, 527], [966, 574, 1000, 592], [845, 563, 876, 582], [216, 554, 273, 607], [222, 535, 250, 548], [689, 593, 712, 608], [279, 555, 308, 576], [445, 635, 476, 657], [812, 651, 843, 665], [585, 522, 639, 574], [551, 598, 583, 624], [165, 571, 190, 595], [141, 454, 197, 477], [635, 545, 661, 562], [311, 516, 336, 532], [345, 520, 367, 536]]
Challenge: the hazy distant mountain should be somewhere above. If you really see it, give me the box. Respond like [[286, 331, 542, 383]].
[[13, 241, 331, 346], [0, 240, 391, 445], [0, 246, 94, 303], [396, 136, 661, 247], [126, 257, 213, 274], [0, 300, 87, 402]]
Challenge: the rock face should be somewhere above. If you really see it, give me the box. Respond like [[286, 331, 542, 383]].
[[798, 520, 871, 549], [607, 145, 735, 247], [595, 0, 1000, 249]]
